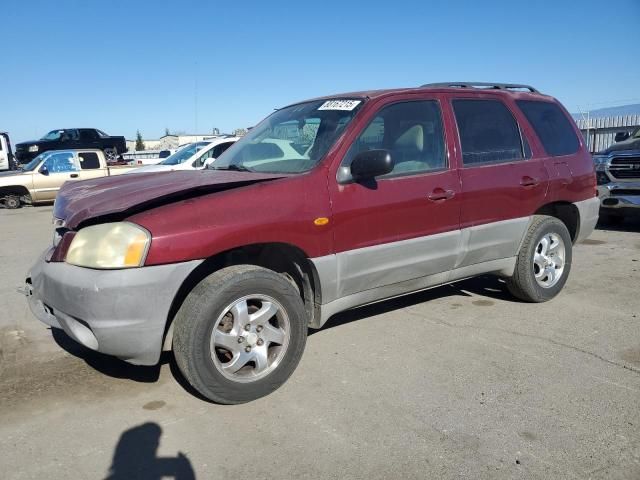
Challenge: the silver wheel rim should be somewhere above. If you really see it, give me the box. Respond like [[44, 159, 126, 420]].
[[210, 294, 290, 383], [104, 148, 116, 162], [533, 232, 565, 288]]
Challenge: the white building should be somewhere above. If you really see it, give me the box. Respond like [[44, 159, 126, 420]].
[[126, 132, 227, 152]]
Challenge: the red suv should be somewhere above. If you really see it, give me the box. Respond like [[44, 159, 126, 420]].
[[26, 82, 599, 403]]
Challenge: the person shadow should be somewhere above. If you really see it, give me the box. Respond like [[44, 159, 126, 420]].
[[105, 422, 195, 480]]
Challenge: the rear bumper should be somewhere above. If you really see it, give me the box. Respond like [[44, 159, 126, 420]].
[[598, 182, 640, 210], [574, 197, 600, 243], [25, 252, 202, 365]]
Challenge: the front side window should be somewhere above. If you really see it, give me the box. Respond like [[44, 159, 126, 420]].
[[343, 100, 446, 176], [212, 99, 363, 174], [516, 100, 580, 157], [453, 99, 524, 166], [42, 151, 77, 173], [80, 129, 99, 141], [194, 142, 236, 168]]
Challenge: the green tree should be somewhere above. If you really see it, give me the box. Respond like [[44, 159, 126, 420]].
[[135, 130, 145, 151]]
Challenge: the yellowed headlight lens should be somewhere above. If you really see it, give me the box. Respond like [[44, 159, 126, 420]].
[[66, 222, 151, 269]]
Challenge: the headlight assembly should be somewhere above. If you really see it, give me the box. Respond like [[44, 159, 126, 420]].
[[28, 145, 39, 152], [592, 156, 608, 170], [65, 222, 151, 269]]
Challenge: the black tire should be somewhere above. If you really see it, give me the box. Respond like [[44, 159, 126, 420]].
[[506, 215, 572, 303], [3, 195, 21, 209], [173, 265, 308, 404]]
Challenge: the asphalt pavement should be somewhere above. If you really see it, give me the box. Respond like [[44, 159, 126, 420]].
[[1, 205, 639, 479]]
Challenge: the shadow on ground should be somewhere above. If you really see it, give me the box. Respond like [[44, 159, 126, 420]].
[[596, 214, 640, 233], [50, 274, 512, 400], [105, 422, 195, 480], [311, 274, 515, 335], [51, 328, 169, 382]]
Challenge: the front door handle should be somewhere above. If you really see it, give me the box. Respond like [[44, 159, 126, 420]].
[[520, 176, 539, 187], [70, 173, 79, 178], [428, 188, 455, 202]]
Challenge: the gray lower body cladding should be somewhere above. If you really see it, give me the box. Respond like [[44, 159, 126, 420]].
[[310, 198, 599, 328], [26, 253, 202, 365]]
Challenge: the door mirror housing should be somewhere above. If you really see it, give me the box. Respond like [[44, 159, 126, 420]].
[[350, 149, 394, 180], [615, 131, 630, 143], [39, 165, 49, 175]]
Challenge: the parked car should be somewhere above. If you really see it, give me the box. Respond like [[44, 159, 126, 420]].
[[15, 128, 127, 164], [592, 126, 640, 224], [0, 132, 16, 171], [125, 137, 238, 174], [25, 82, 598, 404], [0, 149, 133, 208]]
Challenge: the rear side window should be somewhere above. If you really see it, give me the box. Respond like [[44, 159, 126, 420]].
[[453, 99, 523, 165], [79, 152, 100, 169], [516, 100, 579, 156]]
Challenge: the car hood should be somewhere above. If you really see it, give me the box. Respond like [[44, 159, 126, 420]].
[[15, 139, 51, 148], [54, 170, 288, 228], [0, 170, 27, 177], [0, 170, 30, 182], [599, 137, 640, 154]]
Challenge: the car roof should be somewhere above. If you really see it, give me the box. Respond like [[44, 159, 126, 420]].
[[282, 83, 552, 109]]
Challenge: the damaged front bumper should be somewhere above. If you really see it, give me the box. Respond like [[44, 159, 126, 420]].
[[25, 251, 202, 365]]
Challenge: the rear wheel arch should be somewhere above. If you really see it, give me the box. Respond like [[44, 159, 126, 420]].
[[162, 242, 321, 350], [535, 201, 579, 243]]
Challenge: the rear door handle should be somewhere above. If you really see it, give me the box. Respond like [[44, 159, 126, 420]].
[[520, 176, 539, 187], [428, 188, 455, 202], [70, 173, 79, 178]]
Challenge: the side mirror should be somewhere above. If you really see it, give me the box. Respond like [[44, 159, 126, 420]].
[[39, 165, 49, 176], [204, 156, 216, 166], [350, 149, 394, 180], [615, 131, 630, 142]]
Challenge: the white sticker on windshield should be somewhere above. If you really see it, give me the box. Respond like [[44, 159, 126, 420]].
[[318, 99, 361, 111]]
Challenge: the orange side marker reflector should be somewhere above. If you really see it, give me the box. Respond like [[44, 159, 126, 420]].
[[314, 217, 329, 226]]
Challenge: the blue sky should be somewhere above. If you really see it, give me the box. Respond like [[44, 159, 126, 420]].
[[2, 0, 639, 143]]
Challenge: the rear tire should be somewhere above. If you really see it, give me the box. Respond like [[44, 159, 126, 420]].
[[507, 215, 572, 303], [173, 265, 308, 404], [3, 195, 21, 209], [103, 147, 117, 163]]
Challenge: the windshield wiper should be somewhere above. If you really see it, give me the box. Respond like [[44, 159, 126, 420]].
[[210, 164, 254, 172]]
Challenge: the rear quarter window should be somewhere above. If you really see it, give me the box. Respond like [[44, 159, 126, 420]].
[[516, 100, 580, 157]]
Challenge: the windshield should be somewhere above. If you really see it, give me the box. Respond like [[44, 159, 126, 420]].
[[159, 142, 210, 165], [21, 151, 55, 171], [40, 130, 63, 141], [212, 98, 364, 174]]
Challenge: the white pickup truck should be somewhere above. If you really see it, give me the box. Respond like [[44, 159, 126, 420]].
[[0, 132, 16, 171], [0, 149, 133, 208]]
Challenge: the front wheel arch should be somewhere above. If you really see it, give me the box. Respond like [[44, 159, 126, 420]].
[[162, 242, 320, 351]]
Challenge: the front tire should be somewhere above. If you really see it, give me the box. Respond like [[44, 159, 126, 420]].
[[173, 265, 308, 404], [506, 215, 572, 302], [3, 195, 21, 209]]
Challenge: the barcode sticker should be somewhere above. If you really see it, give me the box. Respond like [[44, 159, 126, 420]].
[[318, 99, 361, 111]]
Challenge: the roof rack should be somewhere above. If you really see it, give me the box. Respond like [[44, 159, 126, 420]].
[[421, 82, 539, 93]]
